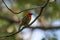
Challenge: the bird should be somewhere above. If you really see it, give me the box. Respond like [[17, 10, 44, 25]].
[[18, 12, 32, 30]]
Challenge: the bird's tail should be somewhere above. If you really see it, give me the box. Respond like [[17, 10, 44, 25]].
[[18, 20, 23, 30]]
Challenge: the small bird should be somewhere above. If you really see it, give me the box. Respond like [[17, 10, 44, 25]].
[[18, 12, 32, 30]]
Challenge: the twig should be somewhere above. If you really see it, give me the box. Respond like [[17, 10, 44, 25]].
[[28, 26, 60, 30], [0, 0, 49, 37], [2, 0, 16, 14], [2, 0, 41, 14], [0, 27, 25, 38], [0, 26, 60, 38], [17, 6, 40, 14], [28, 0, 49, 26]]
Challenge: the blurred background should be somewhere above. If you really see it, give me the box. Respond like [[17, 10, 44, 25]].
[[0, 0, 60, 40]]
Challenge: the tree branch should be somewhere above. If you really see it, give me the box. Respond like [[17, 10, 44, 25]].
[[0, 27, 25, 38], [28, 26, 60, 30], [29, 0, 49, 26], [17, 6, 40, 14], [0, 0, 49, 37], [2, 0, 41, 14], [2, 0, 16, 14]]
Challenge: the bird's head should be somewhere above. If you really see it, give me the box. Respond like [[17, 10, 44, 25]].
[[26, 12, 32, 17]]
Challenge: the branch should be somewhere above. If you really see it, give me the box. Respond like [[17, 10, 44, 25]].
[[28, 26, 60, 30], [0, 0, 49, 37], [0, 26, 60, 38], [0, 27, 25, 38], [17, 6, 40, 14], [2, 0, 16, 14], [2, 0, 41, 14], [29, 0, 49, 26]]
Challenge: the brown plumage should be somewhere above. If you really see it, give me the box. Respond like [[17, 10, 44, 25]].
[[18, 12, 32, 30]]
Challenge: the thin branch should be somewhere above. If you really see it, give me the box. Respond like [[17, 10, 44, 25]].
[[17, 6, 41, 14], [2, 0, 49, 15], [0, 26, 60, 38], [28, 26, 60, 30], [2, 0, 16, 14], [0, 27, 25, 38], [2, 0, 41, 14], [28, 0, 49, 26], [0, 0, 49, 37]]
